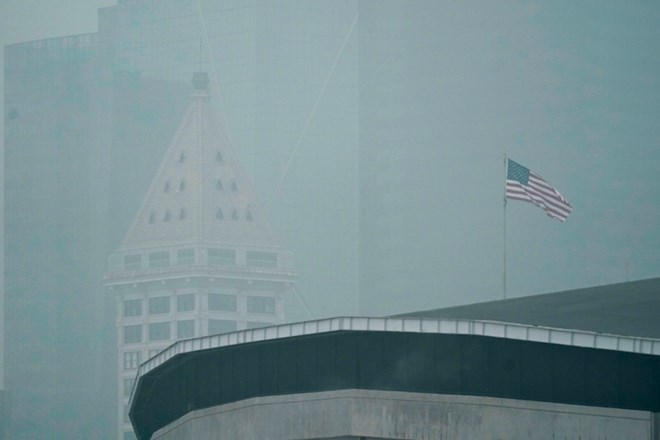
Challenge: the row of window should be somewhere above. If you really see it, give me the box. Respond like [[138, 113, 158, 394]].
[[122, 320, 272, 361], [123, 248, 277, 270], [215, 207, 253, 221], [177, 150, 224, 164], [147, 206, 252, 223], [123, 294, 275, 317], [123, 320, 195, 344], [162, 178, 238, 194]]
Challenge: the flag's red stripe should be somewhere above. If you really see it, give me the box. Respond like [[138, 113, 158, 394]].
[[524, 189, 571, 217], [506, 180, 571, 220], [508, 178, 572, 213], [525, 186, 572, 214], [528, 175, 571, 205]]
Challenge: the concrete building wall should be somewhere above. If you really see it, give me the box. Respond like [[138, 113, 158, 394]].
[[152, 389, 655, 440]]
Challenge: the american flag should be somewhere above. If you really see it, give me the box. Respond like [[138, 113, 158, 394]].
[[506, 159, 572, 222]]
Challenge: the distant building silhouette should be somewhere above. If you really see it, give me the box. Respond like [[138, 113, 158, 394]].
[[105, 72, 295, 440]]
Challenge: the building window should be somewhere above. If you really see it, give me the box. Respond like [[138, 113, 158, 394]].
[[246, 251, 277, 268], [216, 179, 223, 191], [123, 377, 135, 398], [207, 248, 235, 265], [124, 254, 141, 270], [148, 212, 155, 224], [247, 296, 275, 314], [148, 297, 170, 314], [148, 251, 169, 268], [164, 181, 171, 193], [124, 405, 131, 424], [178, 152, 186, 163], [177, 320, 195, 339], [231, 181, 238, 191], [163, 209, 171, 222], [123, 325, 142, 344], [246, 210, 253, 221], [216, 151, 223, 163], [208, 293, 236, 311], [179, 179, 186, 192], [179, 208, 186, 220], [177, 248, 194, 265], [247, 321, 271, 330], [123, 351, 141, 370], [149, 322, 170, 341], [208, 319, 237, 334], [123, 299, 142, 317], [231, 210, 238, 220], [177, 294, 195, 312], [215, 207, 224, 219]]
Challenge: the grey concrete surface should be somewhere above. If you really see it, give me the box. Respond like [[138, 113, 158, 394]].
[[152, 389, 654, 440]]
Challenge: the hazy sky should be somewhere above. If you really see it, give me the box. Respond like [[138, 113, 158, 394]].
[[2, 1, 660, 312]]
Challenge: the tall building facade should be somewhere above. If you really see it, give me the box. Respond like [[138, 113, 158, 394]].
[[3, 34, 112, 439], [105, 72, 295, 440], [3, 34, 191, 439]]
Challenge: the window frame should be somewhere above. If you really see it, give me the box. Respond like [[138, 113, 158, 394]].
[[208, 293, 237, 312]]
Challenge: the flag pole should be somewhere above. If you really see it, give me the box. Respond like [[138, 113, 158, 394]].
[[503, 153, 508, 300]]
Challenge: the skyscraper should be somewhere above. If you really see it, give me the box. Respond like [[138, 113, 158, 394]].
[[3, 34, 190, 439], [106, 72, 295, 440], [3, 34, 111, 439]]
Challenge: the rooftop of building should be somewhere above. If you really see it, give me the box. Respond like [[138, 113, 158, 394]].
[[128, 277, 660, 438], [398, 277, 660, 339]]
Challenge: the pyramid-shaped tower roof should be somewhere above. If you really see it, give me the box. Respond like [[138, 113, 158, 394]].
[[120, 72, 279, 251]]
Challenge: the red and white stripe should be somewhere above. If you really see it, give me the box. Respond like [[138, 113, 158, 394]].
[[506, 172, 572, 222]]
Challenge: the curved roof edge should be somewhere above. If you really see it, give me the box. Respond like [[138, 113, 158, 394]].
[[130, 316, 660, 403]]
